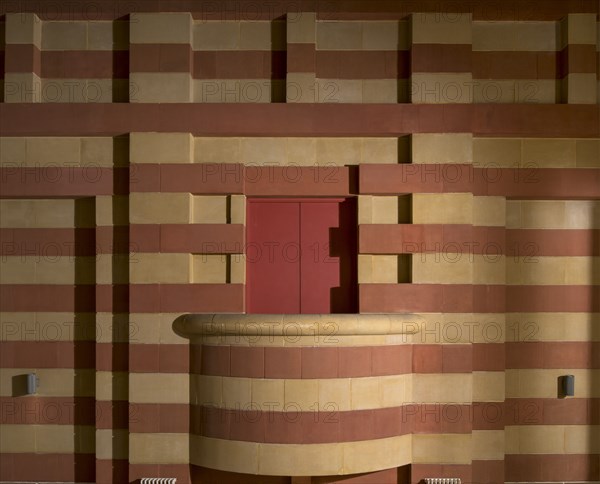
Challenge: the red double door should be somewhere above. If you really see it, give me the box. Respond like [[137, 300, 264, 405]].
[[246, 198, 357, 314]]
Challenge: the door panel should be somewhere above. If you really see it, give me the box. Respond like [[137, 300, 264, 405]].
[[246, 201, 300, 313], [246, 198, 356, 314]]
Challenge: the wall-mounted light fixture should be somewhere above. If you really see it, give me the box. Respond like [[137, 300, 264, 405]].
[[26, 373, 38, 395], [559, 374, 575, 397]]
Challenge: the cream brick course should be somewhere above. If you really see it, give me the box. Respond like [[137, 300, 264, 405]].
[[240, 21, 285, 50], [130, 433, 189, 464], [472, 430, 505, 460], [131, 133, 193, 164], [362, 79, 399, 103], [42, 21, 87, 50], [576, 139, 600, 167], [194, 137, 242, 163], [130, 193, 191, 224], [473, 196, 506, 226], [412, 133, 473, 164], [131, 253, 191, 284], [412, 433, 472, 464], [362, 21, 402, 50], [6, 13, 42, 46], [413, 373, 472, 403], [473, 21, 557, 51], [0, 368, 95, 397], [132, 73, 192, 103], [193, 195, 228, 223], [412, 193, 473, 224], [193, 254, 227, 283], [412, 13, 472, 44], [193, 21, 240, 50], [131, 13, 192, 44], [129, 373, 189, 404], [562, 14, 597, 46], [317, 21, 362, 50], [0, 424, 95, 454], [473, 371, 505, 402], [505, 312, 600, 342], [287, 12, 316, 44], [505, 369, 600, 398]]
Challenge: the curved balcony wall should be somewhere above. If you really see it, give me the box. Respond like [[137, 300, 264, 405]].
[[173, 313, 423, 477]]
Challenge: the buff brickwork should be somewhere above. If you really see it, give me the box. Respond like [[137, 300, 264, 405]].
[[0, 1, 599, 483]]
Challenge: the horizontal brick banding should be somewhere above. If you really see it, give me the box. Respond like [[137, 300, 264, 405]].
[[363, 284, 600, 312], [411, 44, 472, 73], [137, 164, 355, 196], [7, 0, 596, 20], [504, 398, 600, 425], [191, 404, 473, 443], [129, 403, 189, 433], [1, 104, 598, 137], [359, 165, 600, 199], [194, 51, 286, 79], [0, 285, 92, 312], [506, 285, 599, 312], [0, 341, 95, 368], [0, 167, 126, 197], [130, 224, 244, 253], [0, 453, 96, 482], [129, 283, 244, 312], [128, 343, 189, 373], [473, 343, 505, 371], [471, 460, 505, 484], [196, 344, 412, 379], [4, 44, 41, 75], [131, 44, 193, 73], [359, 284, 506, 313], [413, 344, 472, 373], [473, 51, 558, 79], [505, 453, 600, 481], [287, 43, 315, 73], [244, 166, 356, 196], [0, 396, 96, 425], [559, 44, 599, 77], [41, 50, 129, 78], [316, 51, 409, 79], [506, 341, 600, 369], [0, 227, 96, 256], [360, 225, 599, 257]]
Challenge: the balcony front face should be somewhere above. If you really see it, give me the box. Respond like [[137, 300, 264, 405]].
[[174, 313, 422, 477]]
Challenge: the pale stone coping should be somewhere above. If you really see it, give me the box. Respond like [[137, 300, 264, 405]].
[[173, 313, 423, 340]]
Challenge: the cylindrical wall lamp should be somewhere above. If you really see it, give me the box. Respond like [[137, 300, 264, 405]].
[[560, 374, 575, 397], [26, 373, 38, 395]]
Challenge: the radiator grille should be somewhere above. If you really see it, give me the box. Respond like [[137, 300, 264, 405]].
[[140, 479, 177, 484], [425, 479, 461, 484]]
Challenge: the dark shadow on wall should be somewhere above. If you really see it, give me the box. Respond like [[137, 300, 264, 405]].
[[112, 134, 131, 484], [271, 15, 287, 102], [74, 197, 97, 483], [329, 197, 357, 313]]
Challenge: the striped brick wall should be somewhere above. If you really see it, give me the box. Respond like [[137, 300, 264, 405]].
[[1, 1, 599, 484]]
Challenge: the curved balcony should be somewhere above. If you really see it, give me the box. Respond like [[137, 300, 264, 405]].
[[174, 313, 422, 477]]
